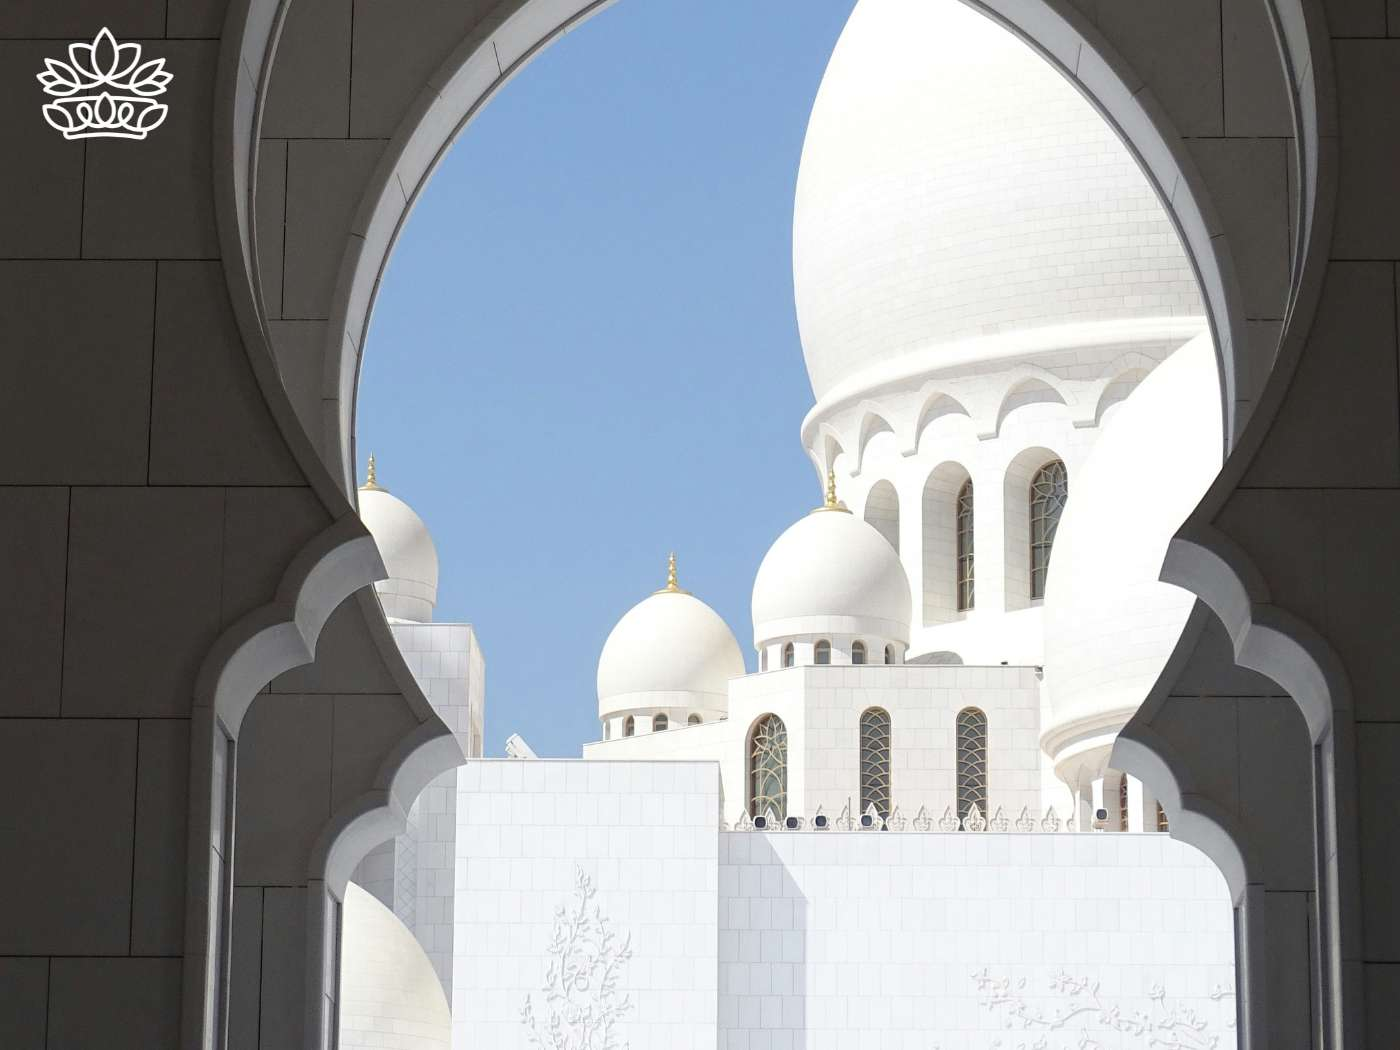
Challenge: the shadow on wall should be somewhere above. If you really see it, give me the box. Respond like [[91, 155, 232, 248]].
[[721, 832, 808, 1042]]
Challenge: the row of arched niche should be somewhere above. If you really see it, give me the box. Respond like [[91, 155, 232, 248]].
[[859, 454, 1068, 620], [762, 638, 900, 670]]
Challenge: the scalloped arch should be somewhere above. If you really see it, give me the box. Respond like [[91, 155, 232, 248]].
[[990, 368, 1071, 438], [211, 0, 1341, 1044], [853, 405, 898, 475], [910, 390, 973, 454]]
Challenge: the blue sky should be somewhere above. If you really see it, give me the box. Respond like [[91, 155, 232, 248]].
[[358, 0, 858, 757]]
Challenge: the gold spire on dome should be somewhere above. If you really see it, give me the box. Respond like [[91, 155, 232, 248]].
[[655, 551, 690, 595], [360, 453, 384, 492], [815, 468, 850, 513]]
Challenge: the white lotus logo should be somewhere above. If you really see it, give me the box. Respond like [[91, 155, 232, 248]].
[[36, 28, 172, 141]]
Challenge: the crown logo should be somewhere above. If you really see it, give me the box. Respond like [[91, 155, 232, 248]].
[[37, 28, 172, 141]]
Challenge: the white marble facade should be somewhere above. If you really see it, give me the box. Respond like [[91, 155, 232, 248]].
[[445, 760, 1234, 1050], [586, 663, 1045, 828]]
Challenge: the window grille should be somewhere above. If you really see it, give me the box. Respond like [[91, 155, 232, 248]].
[[955, 707, 988, 822], [859, 707, 892, 822], [1029, 460, 1068, 599], [748, 714, 788, 819], [956, 478, 974, 610]]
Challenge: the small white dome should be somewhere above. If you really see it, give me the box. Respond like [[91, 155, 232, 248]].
[[1040, 333, 1221, 768], [339, 883, 451, 1049], [597, 582, 744, 721], [793, 0, 1201, 401], [752, 504, 912, 647], [358, 473, 439, 623]]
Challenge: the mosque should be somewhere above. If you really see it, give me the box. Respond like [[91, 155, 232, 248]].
[[576, 0, 1226, 837], [334, 3, 1238, 1048]]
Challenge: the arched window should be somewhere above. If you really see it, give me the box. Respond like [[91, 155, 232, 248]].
[[859, 707, 892, 821], [1157, 802, 1170, 833], [653, 713, 668, 732], [782, 642, 795, 668], [623, 715, 635, 738], [884, 644, 894, 665], [852, 641, 867, 665], [1118, 773, 1129, 831], [956, 478, 975, 611], [688, 713, 702, 726], [955, 707, 988, 823], [748, 714, 788, 819], [1029, 459, 1068, 599], [814, 639, 831, 665]]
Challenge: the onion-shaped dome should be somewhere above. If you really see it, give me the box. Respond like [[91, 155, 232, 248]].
[[358, 455, 439, 623], [597, 555, 745, 720], [793, 0, 1202, 402], [752, 474, 912, 647], [1040, 334, 1221, 772]]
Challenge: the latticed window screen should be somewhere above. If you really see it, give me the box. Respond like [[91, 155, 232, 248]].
[[955, 707, 988, 822], [859, 707, 892, 821], [1029, 459, 1068, 599], [1118, 774, 1130, 831], [956, 478, 975, 611], [749, 714, 788, 819]]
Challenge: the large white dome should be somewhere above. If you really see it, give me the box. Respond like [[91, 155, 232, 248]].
[[596, 583, 745, 720], [752, 505, 912, 647], [359, 472, 439, 623], [1040, 333, 1221, 770], [793, 0, 1202, 401]]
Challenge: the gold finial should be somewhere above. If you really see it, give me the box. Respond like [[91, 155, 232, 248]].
[[361, 452, 383, 491], [816, 468, 850, 513], [655, 551, 690, 595]]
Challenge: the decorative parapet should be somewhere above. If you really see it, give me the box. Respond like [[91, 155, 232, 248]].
[[726, 802, 1150, 834], [835, 800, 857, 831]]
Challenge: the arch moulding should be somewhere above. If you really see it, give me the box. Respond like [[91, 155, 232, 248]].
[[208, 0, 1345, 1046]]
